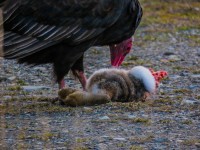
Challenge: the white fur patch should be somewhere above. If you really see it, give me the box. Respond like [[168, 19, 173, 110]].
[[129, 66, 156, 93], [91, 84, 100, 94]]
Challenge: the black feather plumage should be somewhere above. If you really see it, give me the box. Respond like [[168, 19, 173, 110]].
[[1, 0, 143, 83]]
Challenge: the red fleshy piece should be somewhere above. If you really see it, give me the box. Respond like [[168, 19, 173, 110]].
[[149, 68, 168, 88]]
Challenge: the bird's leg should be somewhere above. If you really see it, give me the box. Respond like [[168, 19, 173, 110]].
[[51, 78, 67, 105], [72, 70, 87, 90], [58, 78, 66, 89], [70, 55, 86, 90]]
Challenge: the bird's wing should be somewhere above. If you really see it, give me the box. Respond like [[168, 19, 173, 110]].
[[2, 0, 125, 59]]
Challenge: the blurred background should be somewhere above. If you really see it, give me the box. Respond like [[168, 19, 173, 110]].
[[135, 0, 200, 47]]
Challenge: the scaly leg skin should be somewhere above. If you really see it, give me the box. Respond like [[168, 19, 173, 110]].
[[72, 70, 87, 90], [61, 91, 111, 107], [58, 79, 66, 89]]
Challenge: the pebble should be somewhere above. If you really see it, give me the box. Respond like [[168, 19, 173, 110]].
[[191, 74, 200, 78], [154, 138, 169, 143], [83, 107, 93, 112], [163, 52, 175, 56], [177, 140, 183, 143], [168, 55, 182, 61], [181, 99, 199, 105], [127, 115, 136, 119], [101, 136, 110, 139], [180, 72, 190, 76], [188, 85, 199, 90], [99, 116, 110, 120], [62, 129, 69, 133], [113, 137, 126, 141], [170, 75, 181, 80], [3, 96, 12, 100], [33, 67, 46, 71], [22, 86, 50, 91], [194, 7, 200, 11], [32, 79, 42, 82], [7, 76, 16, 81], [97, 143, 108, 150]]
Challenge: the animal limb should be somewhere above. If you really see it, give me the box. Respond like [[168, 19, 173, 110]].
[[58, 88, 110, 107]]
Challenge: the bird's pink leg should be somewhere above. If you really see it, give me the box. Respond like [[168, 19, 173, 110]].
[[58, 71, 87, 90], [72, 70, 87, 90], [78, 71, 87, 90], [51, 79, 66, 104], [59, 79, 66, 89]]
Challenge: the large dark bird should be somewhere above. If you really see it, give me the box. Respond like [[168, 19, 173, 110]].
[[0, 0, 142, 89]]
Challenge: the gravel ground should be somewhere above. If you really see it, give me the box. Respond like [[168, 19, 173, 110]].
[[0, 30, 200, 150], [0, 1, 200, 149]]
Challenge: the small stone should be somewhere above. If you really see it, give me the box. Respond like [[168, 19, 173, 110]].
[[169, 55, 182, 61], [99, 116, 110, 120], [3, 96, 12, 100], [33, 67, 46, 71], [142, 115, 149, 118], [160, 59, 169, 63], [32, 79, 42, 82], [177, 140, 183, 143], [97, 143, 108, 150], [170, 75, 181, 80], [181, 99, 199, 105], [127, 115, 136, 119], [188, 85, 199, 90], [113, 137, 126, 141], [191, 74, 200, 78], [154, 138, 169, 143], [22, 86, 50, 91], [83, 107, 93, 112], [8, 76, 16, 81], [163, 52, 175, 56], [62, 129, 69, 133], [101, 136, 110, 139], [194, 7, 200, 11], [180, 72, 190, 76]]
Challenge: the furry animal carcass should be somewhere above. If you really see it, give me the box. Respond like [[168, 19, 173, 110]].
[[58, 66, 168, 106]]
